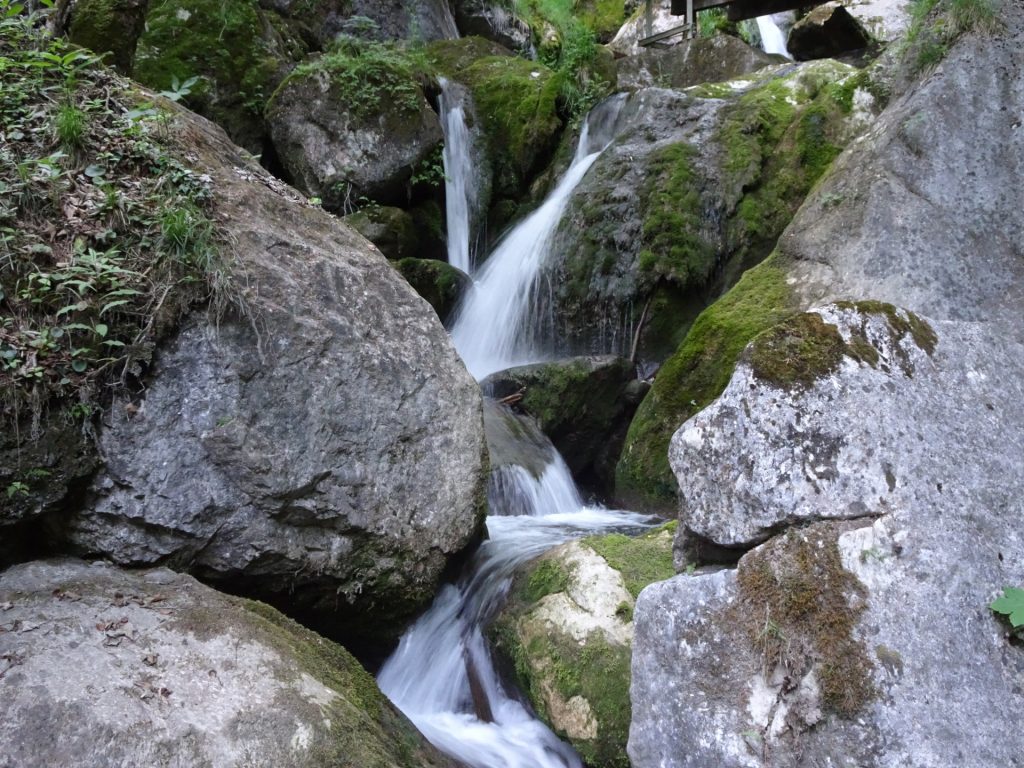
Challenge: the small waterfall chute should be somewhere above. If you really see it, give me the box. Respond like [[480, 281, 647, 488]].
[[756, 14, 793, 59], [439, 77, 477, 275], [451, 94, 628, 380]]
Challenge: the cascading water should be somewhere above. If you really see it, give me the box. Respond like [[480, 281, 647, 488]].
[[439, 78, 476, 275], [756, 14, 793, 59], [451, 94, 628, 380], [379, 437, 653, 768], [379, 96, 658, 767]]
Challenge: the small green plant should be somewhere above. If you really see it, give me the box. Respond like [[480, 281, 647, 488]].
[[5, 481, 29, 498], [55, 103, 87, 148], [990, 587, 1024, 637], [697, 8, 731, 38]]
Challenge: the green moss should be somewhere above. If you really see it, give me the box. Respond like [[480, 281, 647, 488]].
[[573, 0, 627, 40], [747, 312, 847, 390], [584, 522, 678, 598], [735, 524, 876, 717], [522, 559, 574, 603], [292, 40, 430, 121], [493, 618, 632, 768], [394, 258, 468, 322], [616, 255, 797, 509], [134, 0, 283, 149], [637, 143, 717, 294]]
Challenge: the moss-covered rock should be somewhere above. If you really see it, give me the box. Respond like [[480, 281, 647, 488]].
[[430, 38, 564, 203], [482, 356, 638, 493], [266, 41, 444, 209], [61, 0, 148, 73], [344, 205, 419, 259], [134, 0, 301, 152], [574, 0, 628, 42], [615, 254, 797, 510], [394, 258, 470, 323], [491, 523, 676, 768]]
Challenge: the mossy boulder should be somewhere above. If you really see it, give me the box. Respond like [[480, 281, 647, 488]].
[[394, 258, 470, 323], [574, 0, 628, 42], [0, 559, 457, 768], [60, 0, 149, 73], [134, 0, 303, 152], [344, 205, 419, 260], [429, 38, 564, 204], [266, 43, 444, 210], [605, 61, 875, 510], [491, 523, 677, 768], [548, 60, 868, 383], [482, 356, 638, 493]]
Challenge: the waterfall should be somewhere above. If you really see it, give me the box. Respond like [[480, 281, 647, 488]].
[[439, 78, 476, 275], [756, 14, 793, 59], [380, 95, 650, 768], [451, 94, 628, 381], [379, 444, 654, 768]]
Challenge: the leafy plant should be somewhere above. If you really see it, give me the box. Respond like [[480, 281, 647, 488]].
[[0, 0, 228, 436], [990, 587, 1024, 636]]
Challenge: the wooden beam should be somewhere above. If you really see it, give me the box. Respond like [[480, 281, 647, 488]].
[[668, 0, 832, 20]]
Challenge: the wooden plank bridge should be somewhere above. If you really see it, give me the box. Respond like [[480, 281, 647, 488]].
[[640, 0, 832, 47]]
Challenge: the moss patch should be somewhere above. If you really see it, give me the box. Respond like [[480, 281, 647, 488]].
[[746, 312, 847, 390], [65, 0, 147, 73], [584, 521, 678, 598], [431, 44, 563, 199], [637, 143, 717, 294], [133, 0, 290, 150], [735, 524, 876, 718], [616, 254, 797, 509], [492, 616, 632, 768]]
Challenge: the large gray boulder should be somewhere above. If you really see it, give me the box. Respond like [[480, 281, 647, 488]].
[[787, 2, 872, 61], [65, 107, 487, 646], [632, 306, 1024, 767], [778, 2, 1024, 325], [616, 34, 776, 91], [630, 4, 1024, 765], [266, 62, 444, 210], [0, 559, 457, 768]]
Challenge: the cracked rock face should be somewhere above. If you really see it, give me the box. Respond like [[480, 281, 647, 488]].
[[64, 110, 487, 647], [0, 559, 456, 768], [631, 311, 1024, 767]]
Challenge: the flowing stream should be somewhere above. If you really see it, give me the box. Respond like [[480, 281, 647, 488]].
[[379, 95, 655, 767], [756, 14, 793, 58]]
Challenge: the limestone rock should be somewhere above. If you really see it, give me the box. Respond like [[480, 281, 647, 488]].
[[840, 0, 912, 43], [266, 63, 444, 210], [493, 524, 676, 768], [0, 559, 456, 768], [616, 34, 776, 91], [670, 303, 940, 550], [65, 107, 487, 648], [787, 3, 872, 61], [779, 1, 1024, 326], [483, 356, 637, 493], [632, 310, 1024, 766], [609, 0, 678, 56]]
